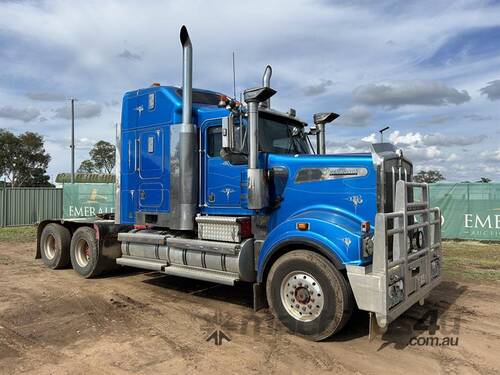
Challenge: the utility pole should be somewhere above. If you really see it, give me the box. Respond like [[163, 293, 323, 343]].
[[70, 98, 77, 184], [379, 126, 390, 143]]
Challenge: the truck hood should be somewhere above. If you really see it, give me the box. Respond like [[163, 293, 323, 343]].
[[266, 153, 378, 230]]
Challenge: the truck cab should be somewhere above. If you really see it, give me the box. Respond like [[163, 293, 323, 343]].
[[36, 26, 442, 341]]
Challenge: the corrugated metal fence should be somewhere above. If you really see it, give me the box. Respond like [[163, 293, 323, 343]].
[[0, 187, 63, 227]]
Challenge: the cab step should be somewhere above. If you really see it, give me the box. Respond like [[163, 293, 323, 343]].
[[116, 256, 166, 271], [162, 264, 239, 286]]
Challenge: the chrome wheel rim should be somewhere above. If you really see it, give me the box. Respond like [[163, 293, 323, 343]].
[[44, 234, 56, 260], [280, 271, 325, 322], [75, 239, 91, 268]]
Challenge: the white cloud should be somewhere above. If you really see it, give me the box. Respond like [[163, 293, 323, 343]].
[[337, 105, 372, 127], [117, 49, 142, 61], [479, 80, 500, 101], [26, 92, 66, 102], [388, 131, 422, 146], [303, 79, 333, 96], [481, 148, 500, 161], [0, 0, 498, 181], [52, 101, 102, 119], [0, 106, 40, 122], [353, 80, 471, 109], [361, 133, 377, 143]]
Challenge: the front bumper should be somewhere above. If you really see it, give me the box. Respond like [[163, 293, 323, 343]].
[[347, 181, 442, 328]]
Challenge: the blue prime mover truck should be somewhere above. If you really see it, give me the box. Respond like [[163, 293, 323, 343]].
[[36, 26, 442, 341]]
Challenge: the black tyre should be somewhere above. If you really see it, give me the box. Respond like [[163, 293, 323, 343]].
[[266, 250, 353, 341], [40, 223, 71, 269], [70, 226, 103, 278]]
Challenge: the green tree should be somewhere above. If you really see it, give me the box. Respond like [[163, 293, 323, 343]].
[[88, 140, 115, 173], [414, 170, 445, 183], [0, 129, 17, 182], [477, 177, 491, 183], [78, 159, 97, 173], [23, 167, 53, 187], [0, 129, 51, 186]]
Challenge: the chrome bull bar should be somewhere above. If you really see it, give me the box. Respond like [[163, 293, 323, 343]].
[[347, 180, 442, 332]]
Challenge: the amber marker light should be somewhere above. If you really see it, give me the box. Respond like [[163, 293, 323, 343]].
[[361, 221, 370, 233], [297, 222, 309, 231]]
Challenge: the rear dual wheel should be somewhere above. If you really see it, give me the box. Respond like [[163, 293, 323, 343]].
[[40, 225, 112, 278], [40, 223, 71, 269], [266, 250, 354, 341], [70, 227, 103, 278]]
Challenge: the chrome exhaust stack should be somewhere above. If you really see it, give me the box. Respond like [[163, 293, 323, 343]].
[[178, 25, 197, 230], [260, 65, 272, 108], [244, 86, 276, 209], [313, 112, 339, 154]]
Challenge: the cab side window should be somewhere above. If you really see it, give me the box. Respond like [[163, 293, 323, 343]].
[[207, 126, 222, 157]]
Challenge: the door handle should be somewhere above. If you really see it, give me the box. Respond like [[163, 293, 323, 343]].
[[135, 138, 140, 172]]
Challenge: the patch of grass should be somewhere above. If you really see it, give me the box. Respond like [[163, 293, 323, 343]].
[[442, 240, 500, 283], [0, 226, 37, 243]]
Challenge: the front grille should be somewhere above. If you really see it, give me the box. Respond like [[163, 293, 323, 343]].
[[382, 159, 413, 213], [382, 158, 413, 258]]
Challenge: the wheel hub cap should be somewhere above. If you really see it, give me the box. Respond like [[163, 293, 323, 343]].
[[280, 271, 325, 322], [295, 287, 310, 304], [75, 239, 90, 268], [44, 234, 56, 260]]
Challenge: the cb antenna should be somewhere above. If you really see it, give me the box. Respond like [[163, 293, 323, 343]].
[[232, 52, 236, 99]]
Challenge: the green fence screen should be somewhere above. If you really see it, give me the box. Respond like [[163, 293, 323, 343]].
[[59, 182, 500, 240], [63, 183, 115, 218], [429, 183, 500, 240]]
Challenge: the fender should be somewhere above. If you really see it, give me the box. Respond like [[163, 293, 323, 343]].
[[257, 208, 365, 282]]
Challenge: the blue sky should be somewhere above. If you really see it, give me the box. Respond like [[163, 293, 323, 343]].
[[0, 0, 499, 181]]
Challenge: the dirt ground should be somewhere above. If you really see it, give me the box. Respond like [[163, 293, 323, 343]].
[[1, 240, 499, 375]]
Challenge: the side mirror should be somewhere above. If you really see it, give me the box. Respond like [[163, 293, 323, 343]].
[[313, 112, 339, 125], [221, 113, 248, 164], [313, 111, 339, 154], [221, 114, 234, 150]]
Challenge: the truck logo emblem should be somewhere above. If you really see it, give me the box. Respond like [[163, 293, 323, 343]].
[[221, 188, 235, 200], [295, 167, 368, 184], [343, 237, 352, 251], [348, 195, 363, 213]]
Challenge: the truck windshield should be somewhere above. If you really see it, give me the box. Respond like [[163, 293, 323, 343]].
[[259, 113, 311, 154], [229, 113, 311, 156]]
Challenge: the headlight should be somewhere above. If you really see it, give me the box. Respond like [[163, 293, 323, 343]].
[[414, 230, 425, 249], [362, 236, 374, 257], [388, 280, 404, 307], [431, 258, 440, 278]]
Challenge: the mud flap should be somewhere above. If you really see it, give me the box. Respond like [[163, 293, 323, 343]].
[[253, 282, 268, 311], [369, 312, 387, 341]]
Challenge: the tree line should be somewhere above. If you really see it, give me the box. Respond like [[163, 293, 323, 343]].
[[0, 129, 115, 187], [414, 170, 491, 183]]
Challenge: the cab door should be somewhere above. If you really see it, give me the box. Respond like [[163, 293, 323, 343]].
[[204, 125, 245, 210], [135, 92, 168, 212], [137, 127, 166, 209]]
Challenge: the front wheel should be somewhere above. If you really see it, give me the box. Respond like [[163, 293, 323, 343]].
[[266, 250, 353, 341]]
